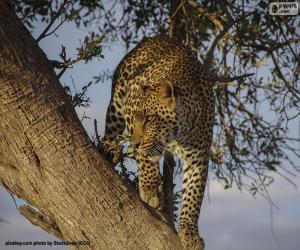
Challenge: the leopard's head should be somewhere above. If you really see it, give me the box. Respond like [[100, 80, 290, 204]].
[[130, 81, 180, 157]]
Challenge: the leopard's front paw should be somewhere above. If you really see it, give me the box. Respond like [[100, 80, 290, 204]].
[[179, 227, 204, 250], [139, 183, 164, 210], [101, 138, 122, 164]]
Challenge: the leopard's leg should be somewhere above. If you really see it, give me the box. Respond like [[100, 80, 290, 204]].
[[179, 156, 208, 250], [136, 153, 164, 210], [103, 85, 126, 162], [104, 97, 125, 141]]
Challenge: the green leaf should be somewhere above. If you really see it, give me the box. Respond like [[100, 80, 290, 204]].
[[255, 59, 267, 68], [272, 81, 281, 88], [240, 84, 248, 90], [226, 82, 236, 87]]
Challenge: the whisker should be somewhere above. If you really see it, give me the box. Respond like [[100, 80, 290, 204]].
[[147, 142, 164, 157], [164, 150, 173, 160], [149, 148, 161, 158]]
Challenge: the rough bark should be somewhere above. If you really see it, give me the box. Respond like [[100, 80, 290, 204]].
[[0, 1, 182, 249]]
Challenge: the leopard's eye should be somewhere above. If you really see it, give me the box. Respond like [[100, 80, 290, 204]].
[[145, 115, 155, 123]]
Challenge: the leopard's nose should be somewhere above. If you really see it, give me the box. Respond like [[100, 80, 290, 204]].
[[131, 137, 141, 148], [132, 141, 141, 148]]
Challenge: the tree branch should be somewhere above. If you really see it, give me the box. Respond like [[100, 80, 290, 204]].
[[209, 73, 254, 83], [168, 0, 184, 39], [271, 52, 300, 102], [36, 0, 69, 43], [204, 12, 254, 71], [19, 205, 63, 240], [218, 1, 235, 23]]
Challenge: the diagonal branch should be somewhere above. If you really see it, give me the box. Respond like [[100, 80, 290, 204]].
[[271, 52, 300, 102], [209, 73, 254, 83], [36, 0, 69, 43], [204, 12, 254, 71], [218, 0, 235, 22], [19, 205, 63, 240], [168, 0, 186, 42]]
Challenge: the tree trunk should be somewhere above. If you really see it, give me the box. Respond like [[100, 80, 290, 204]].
[[0, 1, 182, 249]]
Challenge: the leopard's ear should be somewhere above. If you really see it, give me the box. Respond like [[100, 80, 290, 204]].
[[160, 81, 175, 99], [137, 84, 149, 96], [160, 81, 177, 108], [137, 84, 145, 96]]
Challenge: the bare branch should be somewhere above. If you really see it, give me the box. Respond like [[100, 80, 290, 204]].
[[44, 18, 67, 38], [271, 52, 300, 102], [209, 73, 254, 83], [9, 192, 18, 210], [204, 12, 254, 71], [53, 34, 105, 79], [36, 0, 70, 43], [218, 1, 235, 23], [168, 0, 184, 39], [188, 0, 226, 28], [50, 60, 65, 69], [94, 118, 106, 156]]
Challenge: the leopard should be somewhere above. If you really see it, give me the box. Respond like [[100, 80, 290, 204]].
[[104, 36, 214, 250]]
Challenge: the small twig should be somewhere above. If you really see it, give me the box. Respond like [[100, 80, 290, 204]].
[[94, 119, 105, 154], [9, 192, 18, 210], [168, 0, 184, 39], [271, 52, 300, 102], [209, 73, 254, 83], [215, 110, 233, 140], [169, 1, 184, 21], [51, 60, 65, 69], [204, 12, 254, 71], [181, 1, 190, 46], [44, 18, 67, 38], [218, 0, 235, 23], [279, 26, 297, 60], [36, 0, 69, 43], [57, 68, 67, 79], [56, 34, 105, 78], [94, 119, 101, 145], [188, 0, 226, 28]]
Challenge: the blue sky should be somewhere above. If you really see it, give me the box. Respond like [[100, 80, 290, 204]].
[[1, 12, 300, 250]]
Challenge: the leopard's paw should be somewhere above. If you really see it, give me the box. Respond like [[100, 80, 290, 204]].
[[101, 138, 122, 164], [139, 183, 164, 210], [179, 227, 204, 250]]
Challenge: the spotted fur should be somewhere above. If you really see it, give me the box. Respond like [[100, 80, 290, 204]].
[[104, 36, 214, 250]]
